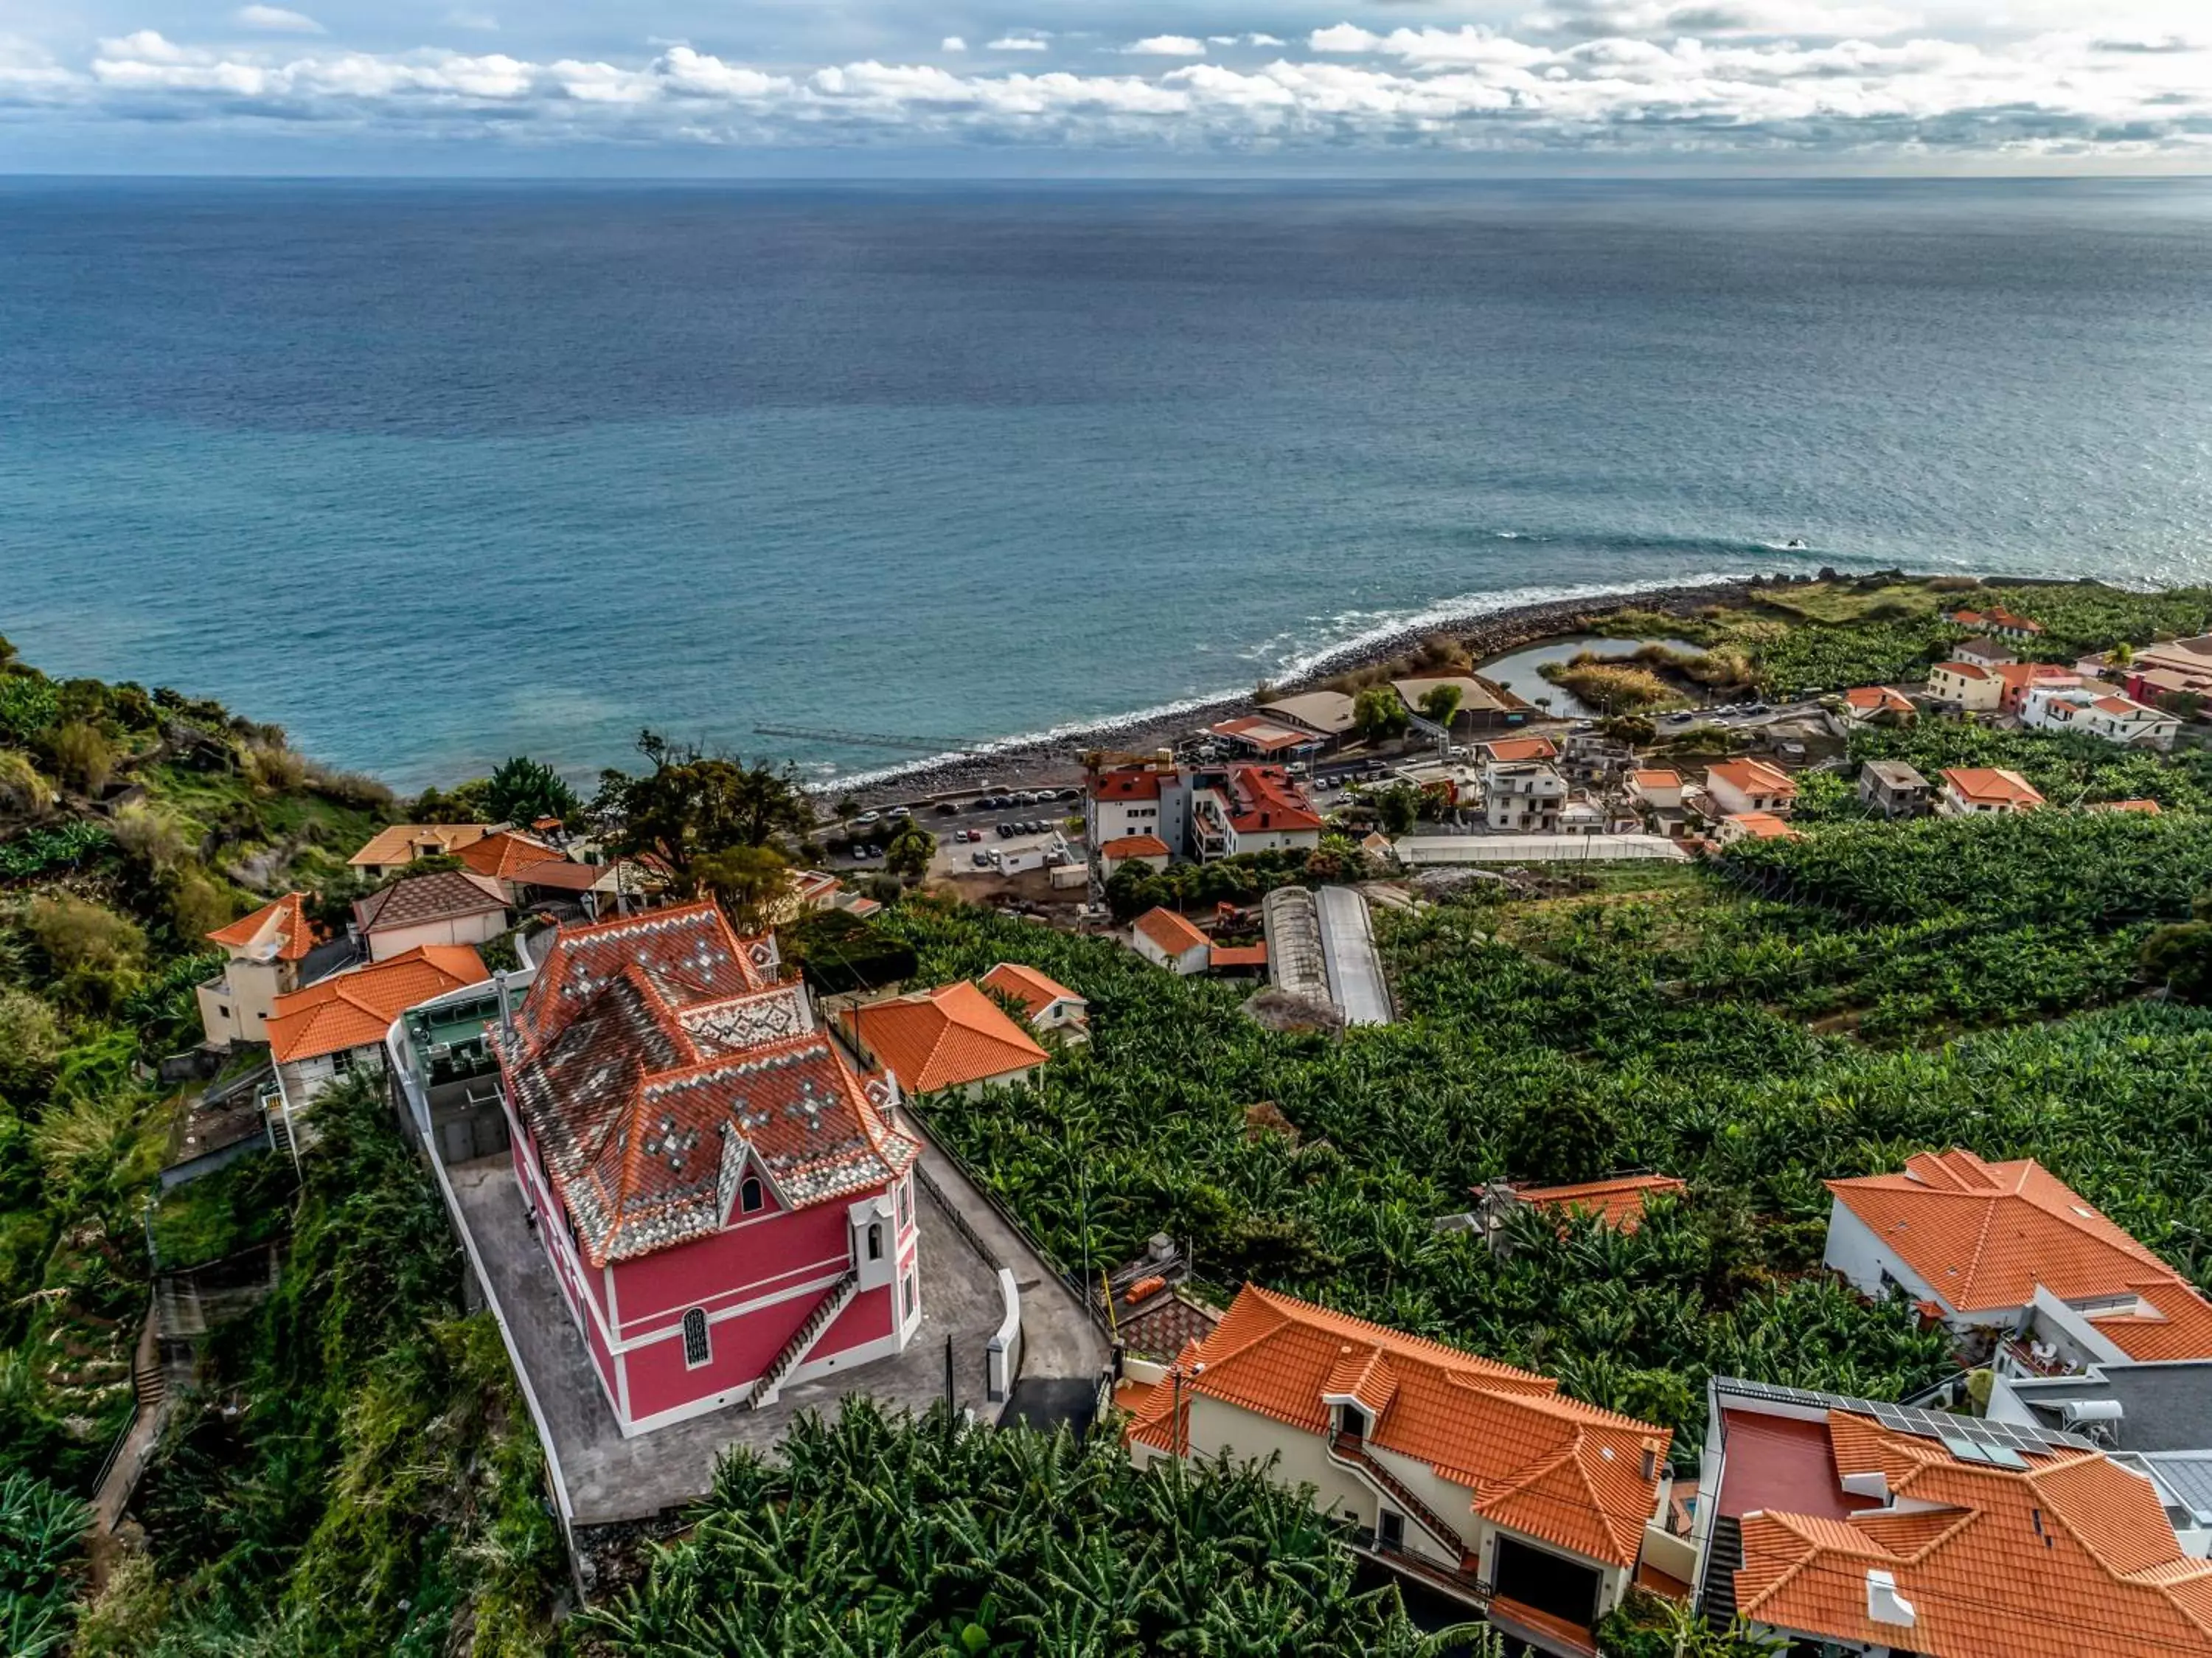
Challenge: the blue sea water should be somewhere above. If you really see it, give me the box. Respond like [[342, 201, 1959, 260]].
[[2, 177, 2210, 789]]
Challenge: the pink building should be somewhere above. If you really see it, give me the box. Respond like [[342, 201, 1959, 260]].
[[495, 901, 924, 1437]]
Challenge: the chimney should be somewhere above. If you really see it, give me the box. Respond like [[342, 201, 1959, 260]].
[[1865, 1569, 1916, 1629], [1156, 748, 1173, 773], [494, 969, 515, 1040], [1640, 1439, 1660, 1482]]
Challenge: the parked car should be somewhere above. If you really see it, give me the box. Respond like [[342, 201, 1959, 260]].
[[854, 811, 880, 825], [934, 800, 960, 815], [970, 850, 990, 867], [1059, 786, 1081, 799], [996, 822, 1015, 838]]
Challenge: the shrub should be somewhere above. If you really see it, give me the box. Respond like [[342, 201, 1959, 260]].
[[44, 723, 114, 797], [0, 679, 58, 746], [17, 895, 145, 1013], [0, 991, 61, 1103], [0, 754, 49, 821], [108, 802, 188, 877]]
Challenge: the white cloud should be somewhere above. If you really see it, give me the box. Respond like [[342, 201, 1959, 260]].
[[1247, 33, 1287, 46], [1207, 35, 1238, 45], [1127, 35, 1207, 55], [1518, 0, 1920, 38], [40, 22, 2212, 162], [234, 5, 325, 33], [444, 9, 498, 30], [941, 35, 968, 52], [985, 35, 1049, 50]]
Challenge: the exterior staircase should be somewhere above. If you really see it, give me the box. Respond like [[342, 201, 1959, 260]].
[[1700, 1514, 1744, 1629], [748, 1271, 859, 1410], [1326, 1428, 1474, 1569]]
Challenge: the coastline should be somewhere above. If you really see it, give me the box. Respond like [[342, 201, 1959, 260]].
[[839, 576, 1760, 804]]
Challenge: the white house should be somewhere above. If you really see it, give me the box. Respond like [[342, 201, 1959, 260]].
[[1122, 1285, 1672, 1656], [1837, 685, 1916, 727], [1481, 761, 1565, 831], [1629, 770, 1684, 811], [1947, 603, 2045, 640], [1087, 759, 1188, 854], [1130, 906, 1211, 975], [351, 869, 511, 963], [1935, 766, 2043, 816], [980, 962, 1090, 1044], [842, 980, 1049, 1100], [1189, 766, 1325, 860], [2020, 684, 2180, 751], [1703, 759, 1797, 819], [265, 945, 490, 1122], [1927, 660, 2003, 711]]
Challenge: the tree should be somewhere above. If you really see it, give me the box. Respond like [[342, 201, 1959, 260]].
[[594, 729, 813, 884], [2141, 920, 2212, 1004], [1601, 714, 1656, 747], [1374, 783, 1422, 838], [1353, 685, 1409, 743], [1500, 1092, 1618, 1184], [883, 822, 934, 884], [1418, 684, 1464, 729], [2112, 639, 2135, 668], [481, 756, 581, 828], [691, 842, 791, 934]]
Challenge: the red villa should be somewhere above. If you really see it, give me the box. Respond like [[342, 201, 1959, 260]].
[[494, 901, 925, 1436]]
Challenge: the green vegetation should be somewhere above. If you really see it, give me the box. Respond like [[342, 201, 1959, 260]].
[[1353, 684, 1409, 740], [587, 1397, 1485, 1658], [0, 1471, 91, 1657]]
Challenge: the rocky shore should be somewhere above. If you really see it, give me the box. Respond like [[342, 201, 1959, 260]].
[[844, 577, 1760, 804]]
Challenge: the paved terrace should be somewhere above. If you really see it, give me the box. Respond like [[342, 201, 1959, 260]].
[[439, 1117, 1110, 1533]]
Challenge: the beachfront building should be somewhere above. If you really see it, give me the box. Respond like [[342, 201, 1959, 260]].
[[979, 962, 1089, 1044], [267, 944, 490, 1119], [1392, 675, 1514, 734], [1086, 757, 1189, 859], [842, 979, 1050, 1100], [494, 901, 924, 1435], [1926, 660, 2003, 712], [1258, 690, 1358, 748], [1858, 760, 1932, 819], [1703, 759, 1797, 820], [1947, 604, 2045, 640], [2020, 684, 2181, 750], [347, 822, 498, 881], [1688, 1376, 2212, 1658], [1482, 761, 1565, 832], [1205, 715, 1324, 763], [1130, 906, 1211, 975], [1121, 1285, 1673, 1656], [351, 868, 511, 962], [1189, 766, 1325, 860], [1935, 766, 2044, 816], [195, 892, 353, 1049]]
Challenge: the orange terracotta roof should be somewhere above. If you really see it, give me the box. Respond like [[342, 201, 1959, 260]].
[[2085, 1278, 2212, 1362], [1091, 767, 1166, 802], [1996, 662, 2079, 693], [1124, 1285, 1670, 1570], [1826, 1149, 2178, 1314], [267, 944, 488, 1063], [1212, 766, 1324, 834], [1940, 767, 2044, 808], [979, 962, 1084, 1020], [2088, 798, 2162, 814], [1516, 1173, 1686, 1232], [1209, 717, 1318, 754], [1844, 686, 1916, 715], [1733, 1411, 2212, 1657], [1708, 759, 1797, 797], [347, 822, 495, 868], [1133, 907, 1208, 957], [456, 830, 568, 881], [1934, 660, 1992, 681], [1208, 943, 1269, 969], [1099, 833, 1172, 859], [846, 980, 1048, 1095], [1632, 770, 1681, 789], [1486, 736, 1559, 763], [206, 892, 318, 962], [1724, 811, 1801, 842]]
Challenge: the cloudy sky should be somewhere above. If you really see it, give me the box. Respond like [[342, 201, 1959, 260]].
[[1, 0, 2208, 172]]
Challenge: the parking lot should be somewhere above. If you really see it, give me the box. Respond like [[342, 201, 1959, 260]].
[[825, 784, 1087, 870]]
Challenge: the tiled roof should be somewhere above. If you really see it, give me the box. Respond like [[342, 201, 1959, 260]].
[[1996, 662, 2078, 693], [846, 980, 1048, 1095], [1826, 1149, 2177, 1314], [2088, 799, 2163, 814], [206, 892, 317, 962], [2085, 1278, 2212, 1362], [352, 869, 509, 934], [1099, 833, 1172, 859], [1708, 759, 1797, 797], [2090, 694, 2163, 719], [1124, 1285, 1669, 1570], [1214, 766, 1324, 834], [456, 830, 568, 881], [1632, 770, 1682, 789], [1844, 686, 1915, 715], [1724, 811, 1800, 841], [1209, 717, 1317, 754], [268, 944, 488, 1063], [1516, 1173, 1686, 1232], [1259, 690, 1358, 736], [1950, 605, 2045, 633], [1940, 767, 2044, 808], [1485, 736, 1560, 763], [1733, 1410, 2212, 1657], [498, 901, 917, 1266], [1208, 943, 1269, 969], [1091, 767, 1166, 802], [1934, 660, 1992, 682], [347, 822, 495, 868], [1134, 907, 1208, 957], [978, 962, 1084, 1020]]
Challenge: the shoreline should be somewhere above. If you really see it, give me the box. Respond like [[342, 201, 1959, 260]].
[[839, 576, 1761, 804]]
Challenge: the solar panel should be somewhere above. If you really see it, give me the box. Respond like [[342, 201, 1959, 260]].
[[1984, 1445, 2031, 1470]]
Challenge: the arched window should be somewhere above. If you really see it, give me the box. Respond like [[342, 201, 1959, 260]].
[[682, 1308, 710, 1368], [740, 1176, 763, 1215], [868, 1222, 884, 1261]]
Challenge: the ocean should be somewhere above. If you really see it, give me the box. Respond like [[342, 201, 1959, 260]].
[[2, 177, 2209, 790]]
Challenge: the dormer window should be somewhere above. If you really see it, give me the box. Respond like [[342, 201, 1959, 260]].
[[740, 1176, 762, 1215], [1338, 1403, 1368, 1439]]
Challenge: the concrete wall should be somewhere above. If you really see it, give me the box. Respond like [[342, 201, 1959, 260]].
[[366, 909, 507, 962], [198, 956, 293, 1047]]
